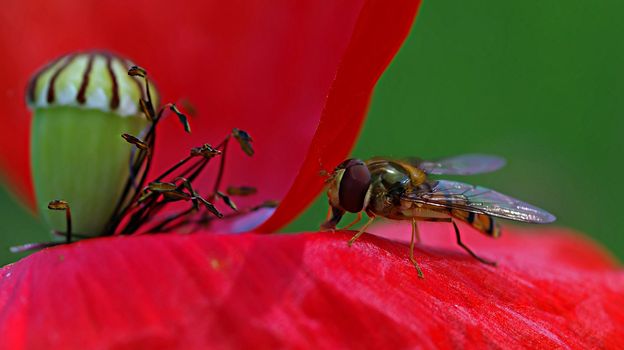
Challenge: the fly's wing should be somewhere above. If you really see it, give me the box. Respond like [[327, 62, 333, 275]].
[[415, 154, 506, 175], [404, 180, 556, 223]]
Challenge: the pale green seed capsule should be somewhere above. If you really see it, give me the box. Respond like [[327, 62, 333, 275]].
[[26, 51, 158, 236]]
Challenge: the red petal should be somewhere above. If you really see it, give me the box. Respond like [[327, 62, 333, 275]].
[[1, 226, 622, 348], [257, 0, 422, 232], [0, 1, 421, 226]]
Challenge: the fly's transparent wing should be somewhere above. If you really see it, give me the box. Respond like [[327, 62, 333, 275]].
[[404, 180, 556, 223], [416, 154, 506, 175]]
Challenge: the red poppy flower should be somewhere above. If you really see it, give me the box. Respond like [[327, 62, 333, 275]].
[[1, 0, 624, 349], [1, 0, 420, 229]]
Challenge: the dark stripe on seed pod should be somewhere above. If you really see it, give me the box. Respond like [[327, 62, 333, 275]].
[[27, 56, 61, 104], [46, 54, 76, 104], [77, 54, 95, 104], [105, 54, 120, 109], [338, 159, 371, 213]]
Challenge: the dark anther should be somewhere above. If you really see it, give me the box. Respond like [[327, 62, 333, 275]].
[[226, 186, 257, 196], [232, 128, 254, 156], [48, 199, 69, 210], [148, 182, 178, 192], [169, 104, 191, 133], [138, 190, 154, 203], [259, 200, 280, 208], [216, 191, 238, 211], [128, 65, 147, 78], [122, 133, 149, 151], [197, 197, 224, 218], [191, 144, 221, 158], [162, 190, 192, 201]]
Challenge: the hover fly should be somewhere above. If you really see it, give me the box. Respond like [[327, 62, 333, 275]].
[[321, 155, 556, 278]]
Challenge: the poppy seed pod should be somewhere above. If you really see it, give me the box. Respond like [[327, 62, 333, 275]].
[[27, 51, 157, 236]]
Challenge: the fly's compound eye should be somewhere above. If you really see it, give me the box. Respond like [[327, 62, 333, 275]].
[[338, 159, 371, 213]]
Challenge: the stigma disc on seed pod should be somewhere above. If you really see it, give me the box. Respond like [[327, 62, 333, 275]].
[[27, 51, 159, 236]]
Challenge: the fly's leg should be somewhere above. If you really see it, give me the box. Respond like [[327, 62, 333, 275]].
[[321, 206, 345, 232], [452, 220, 497, 266], [208, 128, 253, 202], [410, 218, 424, 278], [408, 216, 452, 278], [342, 212, 362, 231], [347, 215, 375, 246]]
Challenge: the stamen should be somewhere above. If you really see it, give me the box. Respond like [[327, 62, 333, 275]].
[[169, 104, 191, 133], [216, 191, 238, 211], [106, 67, 161, 233], [148, 182, 178, 192], [211, 136, 230, 197], [121, 133, 149, 152], [197, 197, 223, 218], [14, 64, 273, 252], [139, 99, 153, 122], [232, 128, 254, 156], [162, 191, 192, 201], [191, 144, 221, 158], [47, 200, 72, 243], [183, 157, 211, 183], [226, 186, 257, 196]]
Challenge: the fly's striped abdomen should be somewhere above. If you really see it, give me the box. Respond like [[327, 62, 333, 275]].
[[437, 191, 501, 237], [451, 209, 501, 237]]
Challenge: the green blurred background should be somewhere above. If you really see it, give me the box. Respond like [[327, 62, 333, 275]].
[[1, 1, 623, 265]]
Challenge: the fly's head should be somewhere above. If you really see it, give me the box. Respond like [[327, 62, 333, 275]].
[[321, 158, 372, 230]]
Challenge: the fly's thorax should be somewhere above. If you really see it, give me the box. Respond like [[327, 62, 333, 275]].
[[367, 182, 405, 219], [365, 158, 428, 190], [389, 160, 427, 186], [366, 158, 428, 218], [367, 186, 394, 217], [326, 159, 372, 213], [368, 186, 450, 220]]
